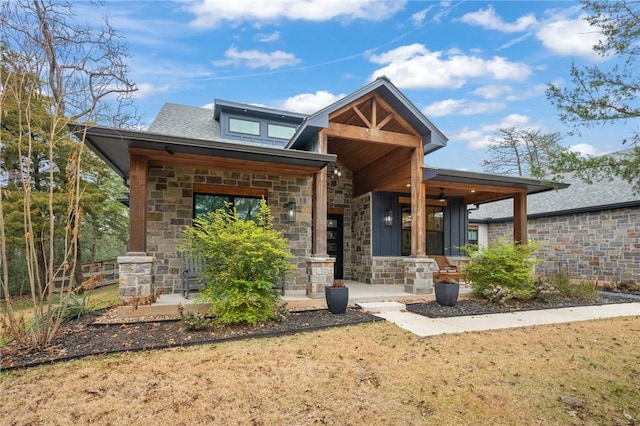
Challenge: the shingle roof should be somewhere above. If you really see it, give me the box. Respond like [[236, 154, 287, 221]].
[[469, 172, 639, 221], [148, 103, 221, 141]]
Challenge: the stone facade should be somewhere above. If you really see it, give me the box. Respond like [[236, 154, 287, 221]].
[[487, 207, 640, 283], [305, 257, 336, 298], [117, 254, 154, 302], [403, 257, 437, 294], [370, 257, 405, 285], [146, 165, 313, 294], [351, 193, 372, 283], [327, 161, 354, 280]]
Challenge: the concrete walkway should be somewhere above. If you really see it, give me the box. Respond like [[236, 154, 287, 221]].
[[358, 301, 640, 337]]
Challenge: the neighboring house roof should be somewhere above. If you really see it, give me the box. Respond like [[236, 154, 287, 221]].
[[148, 103, 221, 141], [469, 172, 640, 222], [286, 76, 448, 154]]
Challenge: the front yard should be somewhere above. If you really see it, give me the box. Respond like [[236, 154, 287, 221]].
[[2, 317, 639, 425]]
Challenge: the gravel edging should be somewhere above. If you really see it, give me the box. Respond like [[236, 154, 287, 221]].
[[406, 292, 635, 318], [0, 308, 382, 371]]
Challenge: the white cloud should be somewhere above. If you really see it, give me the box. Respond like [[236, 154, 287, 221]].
[[535, 15, 603, 61], [213, 47, 301, 69], [256, 31, 280, 42], [368, 43, 531, 89], [133, 82, 171, 99], [472, 84, 513, 100], [453, 114, 532, 149], [460, 6, 537, 32], [187, 0, 406, 28], [411, 6, 432, 26], [279, 91, 346, 114], [422, 99, 505, 117], [568, 143, 604, 156]]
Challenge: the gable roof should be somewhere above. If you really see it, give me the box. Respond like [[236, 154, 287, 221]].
[[469, 172, 640, 222], [286, 76, 448, 153]]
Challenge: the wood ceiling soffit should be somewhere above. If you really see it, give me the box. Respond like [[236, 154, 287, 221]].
[[354, 147, 411, 195], [131, 148, 319, 176]]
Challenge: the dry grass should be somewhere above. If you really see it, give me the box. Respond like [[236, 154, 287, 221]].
[[1, 316, 639, 425]]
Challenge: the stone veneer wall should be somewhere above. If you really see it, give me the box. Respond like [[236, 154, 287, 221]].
[[147, 165, 313, 294], [327, 161, 354, 279], [370, 257, 405, 285], [351, 193, 372, 283], [486, 207, 640, 283]]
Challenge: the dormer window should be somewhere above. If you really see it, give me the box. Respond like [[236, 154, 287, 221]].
[[267, 123, 296, 140], [229, 117, 260, 136]]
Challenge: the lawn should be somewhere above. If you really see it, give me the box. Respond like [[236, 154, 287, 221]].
[[1, 316, 638, 425]]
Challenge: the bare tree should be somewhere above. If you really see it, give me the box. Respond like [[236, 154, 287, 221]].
[[482, 127, 564, 177], [0, 0, 137, 348]]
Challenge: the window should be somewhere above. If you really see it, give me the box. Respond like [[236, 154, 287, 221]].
[[194, 193, 263, 221], [229, 118, 260, 136], [267, 123, 296, 140], [468, 226, 479, 245], [400, 204, 445, 256]]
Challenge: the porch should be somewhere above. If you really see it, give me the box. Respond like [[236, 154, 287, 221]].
[[115, 281, 474, 318]]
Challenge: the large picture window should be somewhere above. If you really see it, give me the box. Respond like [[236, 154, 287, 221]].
[[194, 193, 263, 221], [400, 204, 444, 256]]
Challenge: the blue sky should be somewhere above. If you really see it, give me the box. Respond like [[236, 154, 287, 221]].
[[91, 0, 632, 172]]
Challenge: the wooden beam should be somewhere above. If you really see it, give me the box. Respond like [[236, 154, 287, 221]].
[[353, 105, 372, 129], [513, 192, 527, 244], [326, 122, 419, 148], [313, 132, 328, 256], [128, 154, 148, 253], [130, 148, 320, 177], [193, 184, 268, 198], [328, 92, 377, 121], [371, 96, 377, 128], [427, 180, 528, 194], [376, 114, 394, 130], [353, 147, 411, 196], [373, 94, 421, 137], [411, 147, 426, 256]]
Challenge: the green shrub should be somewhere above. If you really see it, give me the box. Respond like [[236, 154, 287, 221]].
[[462, 239, 541, 302], [537, 270, 598, 302], [178, 304, 211, 331], [180, 199, 293, 326]]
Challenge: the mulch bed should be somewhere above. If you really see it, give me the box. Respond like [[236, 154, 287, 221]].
[[406, 292, 636, 318], [0, 308, 382, 371]]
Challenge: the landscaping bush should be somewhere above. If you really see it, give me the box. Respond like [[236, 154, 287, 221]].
[[462, 239, 541, 303], [180, 200, 293, 326], [536, 270, 598, 302]]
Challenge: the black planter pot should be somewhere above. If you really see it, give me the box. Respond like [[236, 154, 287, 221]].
[[434, 281, 460, 307], [325, 286, 349, 314]]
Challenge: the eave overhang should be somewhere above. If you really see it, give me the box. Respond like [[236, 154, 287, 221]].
[[70, 124, 336, 180]]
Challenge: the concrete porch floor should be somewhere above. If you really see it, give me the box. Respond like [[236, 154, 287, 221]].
[[116, 281, 472, 317]]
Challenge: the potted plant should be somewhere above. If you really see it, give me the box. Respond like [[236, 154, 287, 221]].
[[325, 279, 349, 314], [434, 273, 460, 307]]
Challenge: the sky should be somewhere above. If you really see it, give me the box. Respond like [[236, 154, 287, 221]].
[[87, 0, 633, 172]]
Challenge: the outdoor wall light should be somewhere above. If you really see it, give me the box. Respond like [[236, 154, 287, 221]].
[[286, 201, 296, 222], [384, 210, 393, 227], [438, 188, 446, 201]]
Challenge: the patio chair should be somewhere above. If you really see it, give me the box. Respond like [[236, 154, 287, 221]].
[[180, 252, 206, 299], [429, 255, 465, 285]]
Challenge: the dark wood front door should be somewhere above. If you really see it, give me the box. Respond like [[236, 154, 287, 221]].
[[327, 214, 344, 279]]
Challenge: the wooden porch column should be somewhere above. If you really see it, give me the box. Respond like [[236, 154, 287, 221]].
[[312, 131, 328, 256], [513, 192, 527, 244], [410, 147, 426, 257], [128, 154, 148, 253]]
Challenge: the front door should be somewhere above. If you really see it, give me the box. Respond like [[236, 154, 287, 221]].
[[327, 214, 344, 279]]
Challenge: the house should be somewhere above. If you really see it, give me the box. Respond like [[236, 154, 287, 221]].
[[75, 77, 566, 302], [469, 164, 640, 284]]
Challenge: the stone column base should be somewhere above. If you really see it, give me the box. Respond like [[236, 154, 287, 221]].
[[305, 257, 336, 299], [118, 252, 155, 303], [403, 257, 438, 294]]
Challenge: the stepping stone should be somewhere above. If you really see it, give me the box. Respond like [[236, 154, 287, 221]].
[[357, 301, 406, 313]]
